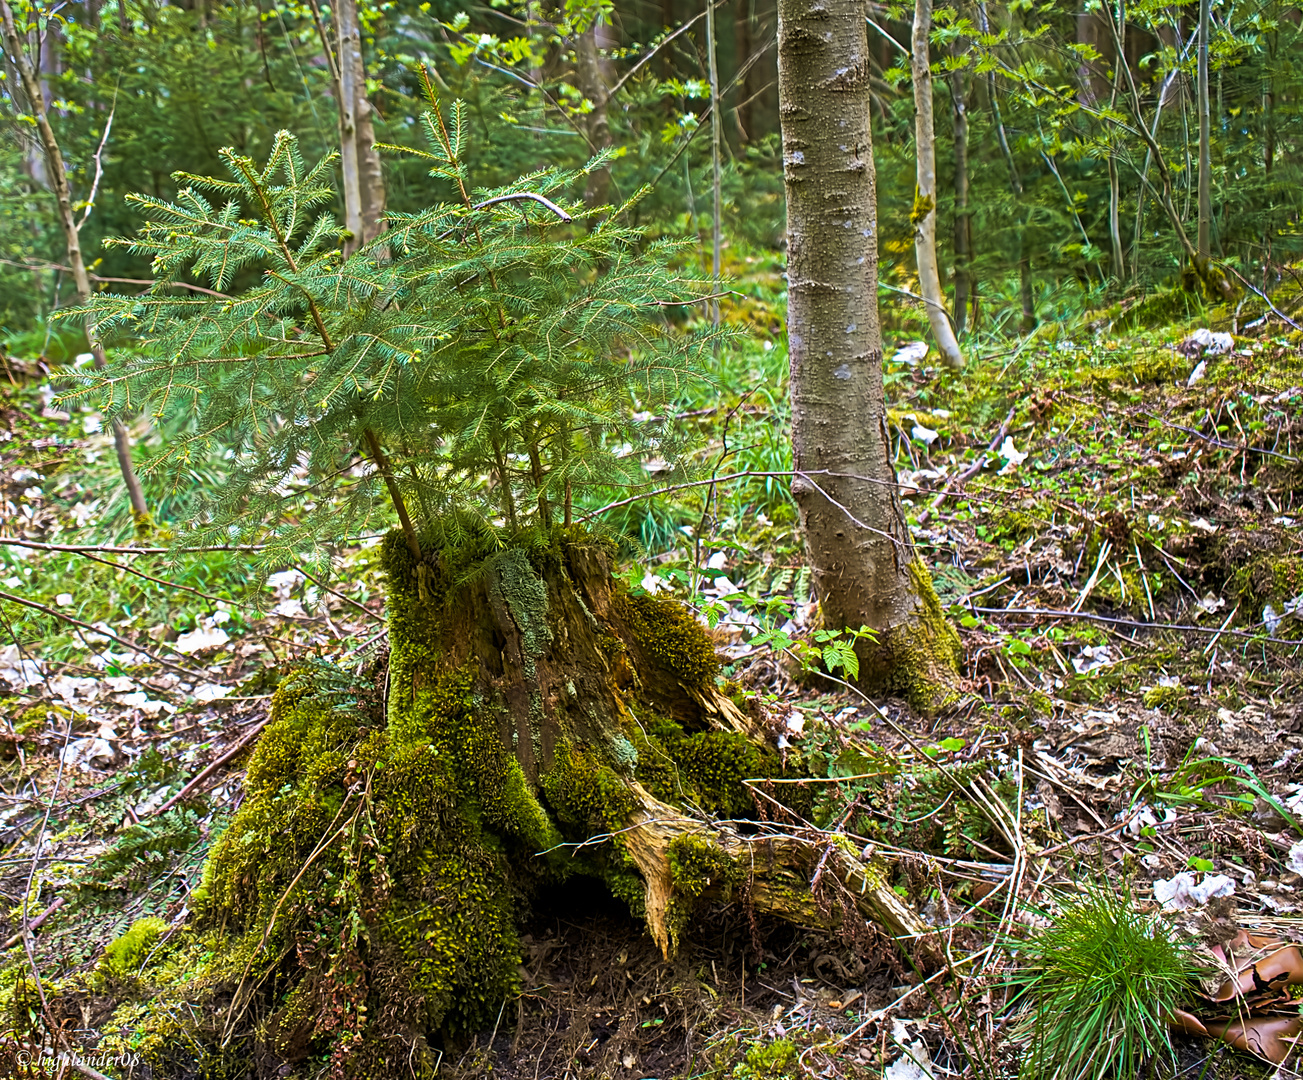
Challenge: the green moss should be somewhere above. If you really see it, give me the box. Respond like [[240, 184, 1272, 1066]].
[[596, 632, 626, 662], [97, 917, 169, 983], [629, 713, 784, 818], [539, 740, 635, 834], [15, 704, 53, 735], [739, 1038, 799, 1078], [1111, 288, 1204, 332], [867, 559, 961, 714], [666, 833, 740, 949], [614, 589, 721, 691], [990, 510, 1041, 544], [1142, 684, 1188, 711], [910, 191, 936, 228], [1232, 554, 1303, 605]]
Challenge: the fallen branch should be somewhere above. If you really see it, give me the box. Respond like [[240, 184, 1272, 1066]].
[[0, 535, 383, 556], [970, 605, 1301, 646], [0, 588, 209, 678], [152, 716, 271, 817], [1141, 409, 1300, 463], [297, 565, 384, 624], [1, 896, 65, 950], [1219, 262, 1303, 333], [917, 404, 1017, 525]]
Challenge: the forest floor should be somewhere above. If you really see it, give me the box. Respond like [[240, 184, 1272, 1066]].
[[0, 277, 1301, 1079]]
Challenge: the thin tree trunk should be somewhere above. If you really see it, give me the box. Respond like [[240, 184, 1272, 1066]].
[[1108, 157, 1124, 281], [949, 44, 970, 336], [778, 0, 959, 709], [1196, 0, 1211, 258], [909, 0, 963, 369], [0, 0, 148, 523], [1107, 0, 1126, 281], [350, 25, 384, 243], [735, 0, 753, 141], [334, 0, 384, 252], [1101, 12, 1230, 296], [575, 23, 614, 210]]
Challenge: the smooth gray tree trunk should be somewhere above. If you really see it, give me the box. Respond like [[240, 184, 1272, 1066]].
[[335, 0, 385, 253], [777, 0, 959, 709], [575, 20, 615, 211]]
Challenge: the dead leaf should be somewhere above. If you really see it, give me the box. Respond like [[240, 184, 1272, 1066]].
[[1173, 933, 1303, 1064]]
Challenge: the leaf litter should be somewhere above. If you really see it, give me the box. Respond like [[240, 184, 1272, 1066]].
[[0, 301, 1300, 1076]]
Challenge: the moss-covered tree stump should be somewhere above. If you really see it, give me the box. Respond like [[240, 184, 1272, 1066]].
[[197, 530, 928, 1073]]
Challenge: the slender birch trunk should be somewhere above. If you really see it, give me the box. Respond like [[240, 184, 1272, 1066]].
[[778, 0, 959, 710], [0, 0, 148, 523], [910, 0, 964, 369]]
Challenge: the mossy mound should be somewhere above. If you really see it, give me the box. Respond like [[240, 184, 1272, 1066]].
[[112, 527, 795, 1074], [857, 559, 963, 713]]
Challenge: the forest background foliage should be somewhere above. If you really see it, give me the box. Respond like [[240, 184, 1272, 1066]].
[[0, 0, 1300, 344]]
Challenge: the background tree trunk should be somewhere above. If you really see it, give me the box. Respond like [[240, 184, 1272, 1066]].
[[777, 0, 960, 709], [910, 0, 964, 369], [1108, 1, 1126, 281], [1197, 0, 1212, 258], [0, 0, 149, 524], [977, 1, 1035, 332], [335, 0, 384, 253], [575, 21, 615, 210]]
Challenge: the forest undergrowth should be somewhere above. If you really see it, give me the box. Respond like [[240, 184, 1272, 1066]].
[[0, 267, 1301, 1079]]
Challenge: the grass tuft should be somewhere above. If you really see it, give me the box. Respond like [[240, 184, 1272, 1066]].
[[1007, 883, 1202, 1080]]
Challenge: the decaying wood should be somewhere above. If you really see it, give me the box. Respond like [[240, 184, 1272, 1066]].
[[415, 538, 936, 965], [620, 780, 933, 959]]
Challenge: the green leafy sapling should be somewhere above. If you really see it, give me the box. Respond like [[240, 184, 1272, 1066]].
[[64, 92, 721, 577], [700, 590, 875, 680]]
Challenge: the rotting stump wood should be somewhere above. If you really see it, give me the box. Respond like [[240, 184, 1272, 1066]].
[[195, 528, 933, 1073]]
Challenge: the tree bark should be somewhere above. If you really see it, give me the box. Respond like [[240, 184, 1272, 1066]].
[[334, 0, 384, 253], [0, 0, 149, 524], [777, 0, 960, 709], [909, 0, 964, 369], [575, 21, 614, 211]]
